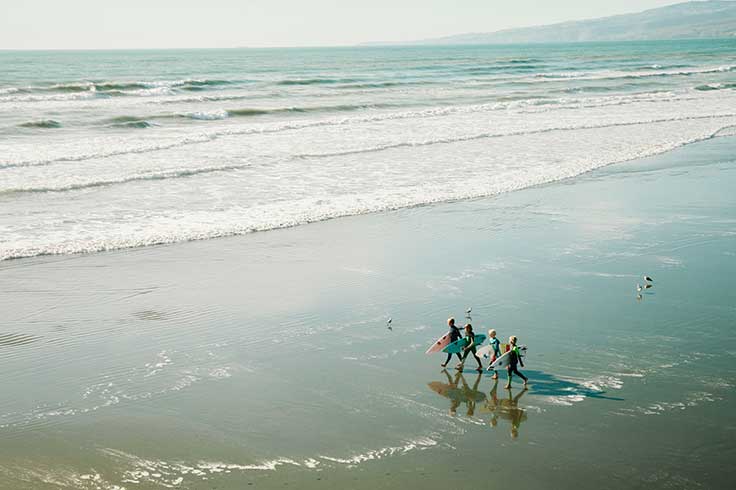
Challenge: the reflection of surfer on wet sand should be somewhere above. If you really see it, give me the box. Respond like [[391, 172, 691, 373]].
[[483, 379, 528, 438], [428, 370, 486, 417]]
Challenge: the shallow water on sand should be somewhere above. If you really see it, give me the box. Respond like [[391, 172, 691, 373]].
[[1, 138, 735, 489]]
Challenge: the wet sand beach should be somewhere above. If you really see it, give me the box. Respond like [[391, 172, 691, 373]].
[[1, 137, 735, 489]]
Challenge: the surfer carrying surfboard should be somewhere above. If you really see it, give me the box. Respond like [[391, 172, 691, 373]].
[[487, 329, 502, 379], [505, 336, 528, 389], [441, 318, 464, 368], [459, 324, 483, 372]]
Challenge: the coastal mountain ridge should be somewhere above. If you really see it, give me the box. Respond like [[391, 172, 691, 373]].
[[369, 1, 736, 45]]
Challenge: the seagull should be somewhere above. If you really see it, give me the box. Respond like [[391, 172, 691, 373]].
[[636, 284, 643, 293], [644, 283, 653, 289], [465, 307, 472, 319], [386, 317, 392, 331], [644, 275, 653, 283]]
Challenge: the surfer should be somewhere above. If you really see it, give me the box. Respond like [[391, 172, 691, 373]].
[[505, 336, 528, 389], [441, 317, 464, 368], [459, 323, 483, 372], [486, 329, 502, 379]]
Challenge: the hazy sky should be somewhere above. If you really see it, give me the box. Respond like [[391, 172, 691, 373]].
[[2, 0, 686, 49]]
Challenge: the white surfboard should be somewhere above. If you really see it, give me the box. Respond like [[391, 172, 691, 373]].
[[476, 344, 497, 360], [489, 345, 527, 370]]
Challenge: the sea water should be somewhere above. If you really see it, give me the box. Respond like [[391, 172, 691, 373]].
[[1, 39, 736, 261]]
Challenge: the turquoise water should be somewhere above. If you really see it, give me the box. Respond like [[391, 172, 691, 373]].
[[1, 39, 736, 260]]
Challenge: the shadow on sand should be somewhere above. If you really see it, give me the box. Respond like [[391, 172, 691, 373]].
[[517, 369, 624, 402], [427, 368, 623, 438]]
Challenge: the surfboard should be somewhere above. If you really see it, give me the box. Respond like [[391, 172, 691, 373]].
[[477, 343, 500, 360], [425, 333, 452, 354], [442, 334, 487, 354], [489, 345, 527, 370]]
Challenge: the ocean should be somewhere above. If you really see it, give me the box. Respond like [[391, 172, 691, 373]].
[[2, 39, 736, 261]]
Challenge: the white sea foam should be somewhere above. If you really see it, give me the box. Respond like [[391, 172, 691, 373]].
[[0, 349, 236, 431], [97, 437, 438, 486], [0, 90, 715, 170], [182, 109, 229, 120], [3, 51, 736, 262], [531, 64, 736, 82], [611, 391, 723, 417], [3, 112, 734, 262]]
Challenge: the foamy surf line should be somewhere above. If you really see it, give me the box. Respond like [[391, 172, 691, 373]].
[[64, 439, 439, 487], [0, 90, 703, 169], [2, 124, 734, 262], [3, 113, 736, 195]]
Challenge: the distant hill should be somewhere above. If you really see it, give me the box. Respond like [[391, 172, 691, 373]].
[[380, 1, 736, 45]]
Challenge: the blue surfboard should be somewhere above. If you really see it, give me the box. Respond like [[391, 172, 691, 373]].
[[442, 334, 487, 354]]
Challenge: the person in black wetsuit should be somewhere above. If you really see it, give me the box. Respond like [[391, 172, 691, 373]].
[[505, 335, 528, 389], [440, 317, 463, 368], [459, 323, 483, 372]]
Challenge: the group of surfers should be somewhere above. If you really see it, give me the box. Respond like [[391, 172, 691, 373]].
[[441, 317, 528, 389]]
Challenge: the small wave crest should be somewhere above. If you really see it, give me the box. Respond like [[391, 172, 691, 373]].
[[227, 108, 271, 116], [180, 110, 230, 120], [139, 103, 393, 124], [179, 79, 234, 91], [0, 164, 252, 195], [51, 79, 233, 93], [533, 65, 736, 82], [18, 119, 62, 129], [0, 78, 237, 103], [276, 77, 357, 86], [102, 115, 155, 129], [695, 83, 736, 91], [110, 120, 153, 129]]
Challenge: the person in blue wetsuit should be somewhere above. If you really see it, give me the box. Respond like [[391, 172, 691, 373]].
[[441, 317, 463, 368], [459, 323, 483, 372], [486, 328, 502, 379], [505, 335, 528, 389]]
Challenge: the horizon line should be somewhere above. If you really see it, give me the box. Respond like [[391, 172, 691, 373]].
[[2, 37, 735, 52]]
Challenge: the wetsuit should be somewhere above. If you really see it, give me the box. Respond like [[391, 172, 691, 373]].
[[461, 331, 483, 368], [507, 345, 528, 382], [489, 337, 501, 362], [443, 325, 463, 365], [488, 336, 501, 373]]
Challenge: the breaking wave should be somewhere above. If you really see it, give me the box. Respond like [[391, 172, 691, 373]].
[[18, 119, 62, 129], [1, 92, 696, 169], [694, 82, 736, 91]]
